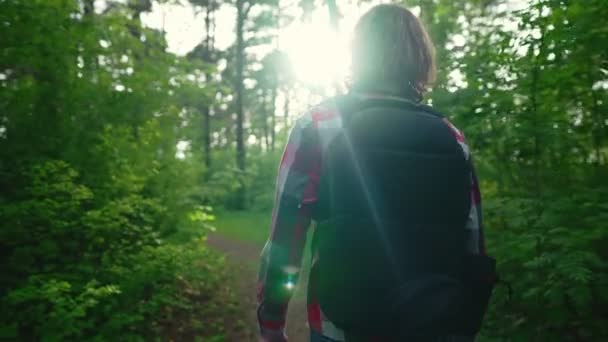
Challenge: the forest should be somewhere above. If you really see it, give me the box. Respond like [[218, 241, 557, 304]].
[[0, 0, 607, 341]]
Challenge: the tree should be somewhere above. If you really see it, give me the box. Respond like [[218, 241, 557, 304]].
[[189, 0, 221, 169], [253, 50, 294, 151], [235, 0, 247, 208], [230, 0, 280, 208], [0, 1, 232, 339]]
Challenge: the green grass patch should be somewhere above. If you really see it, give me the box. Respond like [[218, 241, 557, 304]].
[[210, 210, 271, 245], [164, 209, 270, 245]]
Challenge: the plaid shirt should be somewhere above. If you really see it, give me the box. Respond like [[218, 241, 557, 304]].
[[257, 94, 485, 341]]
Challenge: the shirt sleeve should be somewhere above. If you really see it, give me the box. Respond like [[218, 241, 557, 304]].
[[257, 113, 321, 339], [467, 158, 486, 255], [442, 118, 486, 255]]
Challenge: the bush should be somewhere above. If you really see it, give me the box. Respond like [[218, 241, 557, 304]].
[[0, 161, 235, 341], [102, 242, 234, 341], [480, 188, 608, 340]]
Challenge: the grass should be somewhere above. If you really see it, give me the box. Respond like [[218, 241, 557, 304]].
[[209, 210, 271, 245], [166, 209, 270, 245]]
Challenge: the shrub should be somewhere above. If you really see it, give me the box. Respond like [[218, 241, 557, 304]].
[[480, 188, 608, 340], [0, 161, 235, 341]]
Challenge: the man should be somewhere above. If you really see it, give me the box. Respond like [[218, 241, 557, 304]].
[[257, 4, 494, 342]]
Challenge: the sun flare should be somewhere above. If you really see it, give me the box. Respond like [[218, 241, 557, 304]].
[[279, 22, 351, 89]]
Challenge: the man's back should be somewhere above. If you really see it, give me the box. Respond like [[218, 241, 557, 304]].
[[257, 94, 490, 341]]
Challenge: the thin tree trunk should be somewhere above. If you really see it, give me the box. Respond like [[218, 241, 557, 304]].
[[587, 67, 605, 166], [235, 0, 247, 208], [270, 85, 276, 151], [531, 65, 540, 194], [530, 27, 545, 200], [271, 1, 280, 152], [262, 91, 269, 151], [527, 19, 546, 227], [204, 106, 211, 168], [326, 0, 339, 30], [326, 0, 341, 92], [82, 0, 97, 70], [203, 3, 214, 169], [283, 87, 290, 131]]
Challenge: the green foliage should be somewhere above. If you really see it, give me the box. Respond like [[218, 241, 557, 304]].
[[99, 241, 232, 341], [1, 0, 607, 340], [1, 242, 232, 341], [0, 1, 235, 340], [5, 278, 120, 341], [0, 160, 232, 341], [247, 150, 282, 212], [482, 189, 608, 340]]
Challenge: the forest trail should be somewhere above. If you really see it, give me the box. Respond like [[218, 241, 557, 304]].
[[207, 233, 310, 342]]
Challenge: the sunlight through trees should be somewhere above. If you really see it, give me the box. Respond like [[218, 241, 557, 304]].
[[1, 0, 607, 340]]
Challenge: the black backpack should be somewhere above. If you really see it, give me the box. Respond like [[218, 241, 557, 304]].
[[311, 95, 497, 340]]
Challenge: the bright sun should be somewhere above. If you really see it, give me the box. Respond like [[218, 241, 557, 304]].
[[279, 22, 350, 89], [276, 1, 383, 91], [141, 1, 383, 92]]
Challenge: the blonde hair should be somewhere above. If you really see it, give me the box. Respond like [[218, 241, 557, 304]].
[[351, 4, 436, 99]]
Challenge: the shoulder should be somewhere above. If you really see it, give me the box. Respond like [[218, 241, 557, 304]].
[[440, 116, 471, 159], [293, 96, 342, 130], [441, 116, 466, 142]]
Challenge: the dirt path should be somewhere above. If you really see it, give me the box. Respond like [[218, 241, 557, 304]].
[[207, 233, 310, 342]]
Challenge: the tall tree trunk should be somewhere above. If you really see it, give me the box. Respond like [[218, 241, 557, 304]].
[[271, 1, 280, 151], [326, 0, 341, 92], [82, 0, 97, 70], [587, 66, 605, 167], [203, 106, 211, 168], [235, 0, 247, 208], [530, 26, 545, 200], [262, 91, 269, 151], [203, 2, 214, 169], [283, 87, 290, 131], [326, 0, 339, 30], [270, 85, 276, 151]]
